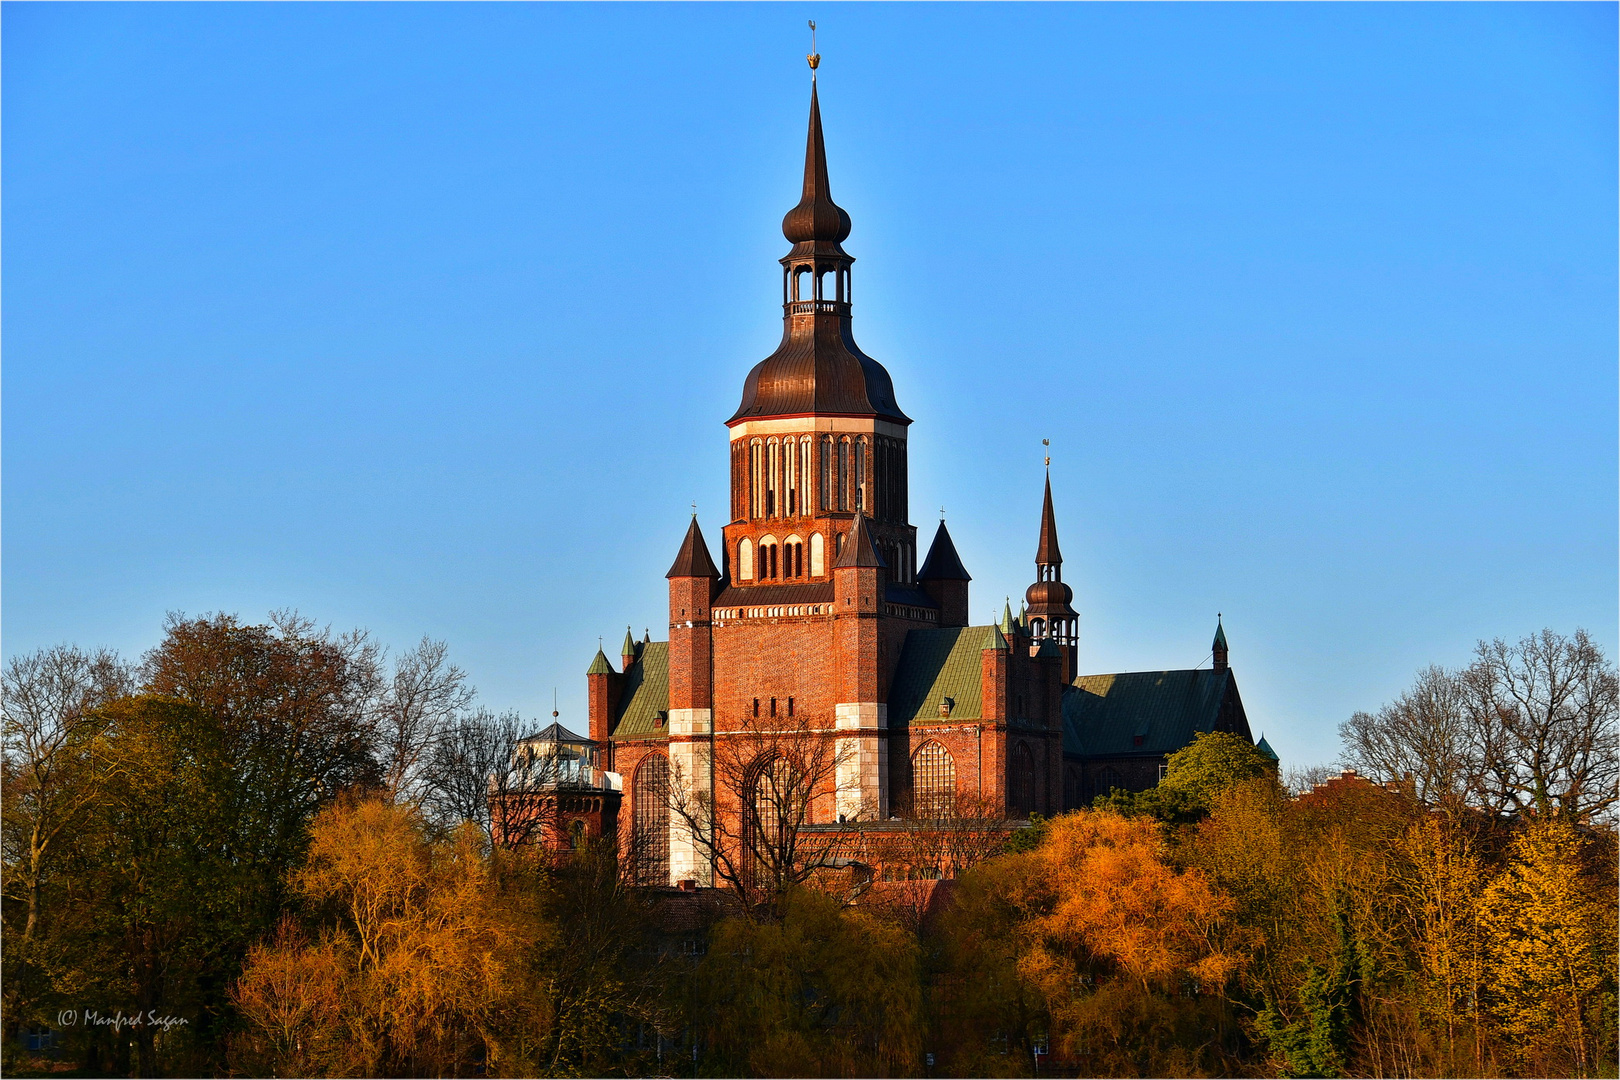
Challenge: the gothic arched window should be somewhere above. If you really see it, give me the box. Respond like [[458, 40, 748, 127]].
[[1010, 743, 1036, 816], [809, 532, 825, 576], [837, 437, 851, 511], [632, 754, 670, 886], [744, 755, 801, 886], [738, 538, 754, 581], [912, 741, 956, 819]]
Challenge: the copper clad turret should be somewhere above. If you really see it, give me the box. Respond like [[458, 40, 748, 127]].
[[729, 82, 909, 425]]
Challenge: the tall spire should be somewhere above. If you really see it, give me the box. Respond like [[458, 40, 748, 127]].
[[782, 81, 852, 247], [1035, 470, 1062, 568]]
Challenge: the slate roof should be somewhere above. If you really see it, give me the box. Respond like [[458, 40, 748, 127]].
[[1062, 668, 1246, 758], [713, 582, 834, 608], [611, 641, 669, 742], [918, 521, 971, 581], [888, 626, 1001, 728], [667, 518, 720, 579], [520, 721, 589, 745], [834, 513, 885, 568]]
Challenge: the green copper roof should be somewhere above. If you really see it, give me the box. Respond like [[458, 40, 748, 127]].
[[621, 627, 638, 659], [611, 641, 669, 741], [888, 626, 996, 728], [586, 649, 614, 676], [999, 599, 1015, 635], [1213, 617, 1228, 651], [1062, 668, 1250, 758], [1255, 734, 1278, 761], [985, 625, 1009, 652]]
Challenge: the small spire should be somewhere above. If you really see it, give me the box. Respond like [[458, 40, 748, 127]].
[[1212, 614, 1229, 672], [918, 520, 971, 581], [586, 648, 614, 676], [833, 511, 886, 569], [621, 626, 637, 662], [1036, 470, 1062, 567], [999, 598, 1015, 634], [667, 517, 720, 579]]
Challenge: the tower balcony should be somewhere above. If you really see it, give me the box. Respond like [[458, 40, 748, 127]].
[[785, 299, 851, 317]]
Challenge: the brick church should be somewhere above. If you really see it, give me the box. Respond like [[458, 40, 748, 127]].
[[569, 78, 1258, 887]]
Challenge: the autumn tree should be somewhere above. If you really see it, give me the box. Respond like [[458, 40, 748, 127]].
[[934, 810, 1245, 1077], [1479, 817, 1616, 1076], [692, 887, 923, 1077], [0, 645, 131, 944], [233, 797, 548, 1077]]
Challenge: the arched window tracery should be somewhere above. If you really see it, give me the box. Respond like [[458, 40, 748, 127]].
[[632, 754, 670, 886], [911, 741, 956, 819], [1011, 743, 1036, 816]]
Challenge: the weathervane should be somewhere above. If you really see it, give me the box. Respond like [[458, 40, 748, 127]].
[[808, 21, 820, 75], [1042, 437, 1050, 468]]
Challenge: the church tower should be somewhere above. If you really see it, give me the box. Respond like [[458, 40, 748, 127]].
[[1024, 472, 1079, 682], [724, 80, 917, 589]]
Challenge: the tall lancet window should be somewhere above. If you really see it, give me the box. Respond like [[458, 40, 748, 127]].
[[820, 436, 833, 512], [854, 437, 867, 514], [837, 438, 851, 512], [769, 439, 781, 517], [749, 440, 764, 519], [784, 438, 798, 516], [799, 437, 812, 516]]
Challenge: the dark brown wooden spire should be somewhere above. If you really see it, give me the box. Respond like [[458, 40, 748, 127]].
[[1035, 471, 1062, 568], [666, 517, 719, 579], [782, 82, 852, 247]]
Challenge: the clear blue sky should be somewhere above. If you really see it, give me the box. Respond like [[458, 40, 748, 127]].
[[6, 3, 1615, 770]]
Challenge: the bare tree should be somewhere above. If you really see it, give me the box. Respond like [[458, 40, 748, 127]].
[[874, 792, 1015, 882], [1340, 665, 1472, 807], [1461, 628, 1618, 822], [375, 637, 475, 804], [1, 645, 132, 941], [420, 706, 527, 843], [667, 717, 857, 910]]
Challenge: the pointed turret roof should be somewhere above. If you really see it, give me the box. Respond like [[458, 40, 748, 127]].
[[1036, 471, 1062, 566], [586, 648, 614, 676], [666, 517, 720, 579], [999, 599, 1015, 635], [781, 82, 852, 247], [918, 520, 971, 581], [1213, 616, 1228, 651], [728, 81, 909, 426], [833, 512, 886, 569], [621, 627, 637, 659], [1255, 734, 1278, 762]]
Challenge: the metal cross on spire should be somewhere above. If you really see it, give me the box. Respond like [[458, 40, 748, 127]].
[[807, 21, 820, 75]]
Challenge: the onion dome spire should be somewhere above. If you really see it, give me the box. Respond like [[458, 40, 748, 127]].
[[729, 73, 908, 426], [782, 82, 852, 250]]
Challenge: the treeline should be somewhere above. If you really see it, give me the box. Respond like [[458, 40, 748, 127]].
[[3, 616, 1616, 1078]]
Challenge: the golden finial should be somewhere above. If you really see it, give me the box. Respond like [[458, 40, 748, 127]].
[[808, 21, 820, 72], [1042, 437, 1050, 468]]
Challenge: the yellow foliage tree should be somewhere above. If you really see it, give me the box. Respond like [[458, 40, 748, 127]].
[[1480, 817, 1615, 1077], [234, 797, 550, 1077]]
